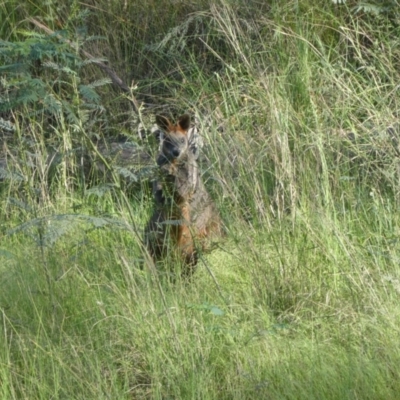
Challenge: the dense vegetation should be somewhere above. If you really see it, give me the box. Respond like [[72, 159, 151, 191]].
[[1, 0, 400, 398]]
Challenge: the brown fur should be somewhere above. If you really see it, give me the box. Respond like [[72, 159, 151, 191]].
[[145, 114, 223, 277]]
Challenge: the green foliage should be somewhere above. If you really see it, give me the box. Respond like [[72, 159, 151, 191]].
[[353, 1, 400, 15], [1, 0, 400, 398], [0, 32, 110, 121]]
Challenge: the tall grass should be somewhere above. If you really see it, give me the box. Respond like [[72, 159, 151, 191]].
[[1, 0, 400, 398]]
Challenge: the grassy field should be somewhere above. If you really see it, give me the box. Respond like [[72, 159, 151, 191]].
[[1, 0, 400, 398]]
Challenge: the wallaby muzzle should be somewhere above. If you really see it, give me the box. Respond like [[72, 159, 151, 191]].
[[157, 138, 186, 166]]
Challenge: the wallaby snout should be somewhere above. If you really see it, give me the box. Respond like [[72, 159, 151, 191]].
[[156, 134, 188, 166]]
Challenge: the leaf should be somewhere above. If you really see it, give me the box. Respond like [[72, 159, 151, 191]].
[[87, 78, 112, 88], [187, 303, 225, 316], [16, 30, 45, 39], [7, 214, 131, 247], [0, 167, 26, 182], [210, 306, 225, 316], [62, 101, 80, 125], [85, 183, 118, 197], [114, 167, 139, 182], [0, 249, 16, 260], [42, 61, 77, 75], [0, 117, 15, 132], [79, 58, 108, 66], [7, 197, 33, 211], [79, 84, 100, 103], [43, 94, 62, 115], [0, 63, 27, 72], [353, 2, 391, 15]]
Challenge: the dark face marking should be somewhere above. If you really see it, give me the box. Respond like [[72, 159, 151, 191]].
[[155, 115, 191, 166]]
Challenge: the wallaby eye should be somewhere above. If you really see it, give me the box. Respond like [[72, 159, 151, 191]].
[[180, 138, 185, 144]]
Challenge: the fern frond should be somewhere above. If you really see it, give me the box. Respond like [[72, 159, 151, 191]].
[[87, 78, 112, 88], [79, 84, 100, 103], [74, 8, 91, 23], [85, 183, 118, 197], [83, 35, 107, 43], [15, 30, 46, 39], [42, 61, 77, 75], [84, 103, 106, 112], [7, 197, 33, 211], [61, 100, 80, 125], [43, 94, 62, 115], [79, 57, 108, 66], [0, 63, 27, 73], [114, 167, 139, 182], [147, 15, 199, 53], [0, 249, 15, 260], [353, 3, 384, 14], [0, 166, 25, 182], [18, 87, 40, 105], [78, 109, 91, 125], [7, 214, 131, 247], [354, 1, 397, 14], [0, 117, 15, 132]]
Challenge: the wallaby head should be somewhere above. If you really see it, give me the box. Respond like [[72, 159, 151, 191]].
[[155, 114, 191, 166]]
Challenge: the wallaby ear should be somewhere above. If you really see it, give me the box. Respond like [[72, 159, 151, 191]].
[[156, 115, 171, 132], [177, 114, 191, 131]]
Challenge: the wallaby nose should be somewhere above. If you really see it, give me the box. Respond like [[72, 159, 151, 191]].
[[171, 148, 180, 158]]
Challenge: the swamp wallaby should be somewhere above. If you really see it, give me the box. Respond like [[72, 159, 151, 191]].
[[145, 114, 223, 276]]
